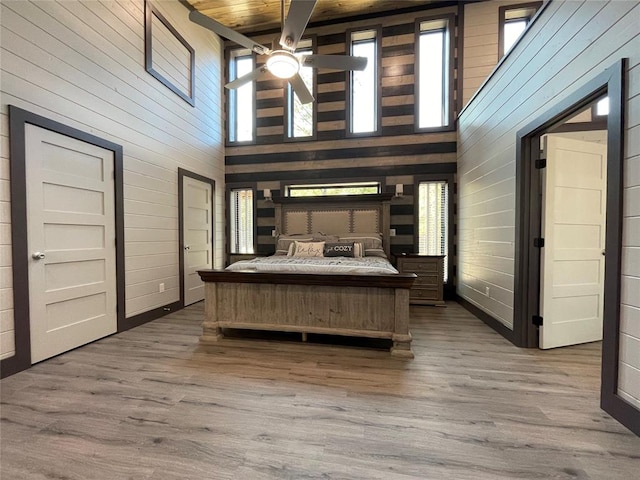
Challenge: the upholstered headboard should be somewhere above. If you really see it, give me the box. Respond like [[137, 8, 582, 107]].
[[273, 194, 393, 257]]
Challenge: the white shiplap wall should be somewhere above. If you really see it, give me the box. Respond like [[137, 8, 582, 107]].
[[458, 0, 639, 406], [462, 0, 544, 107], [0, 0, 224, 360]]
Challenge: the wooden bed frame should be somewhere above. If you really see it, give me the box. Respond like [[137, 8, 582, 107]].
[[198, 194, 416, 358]]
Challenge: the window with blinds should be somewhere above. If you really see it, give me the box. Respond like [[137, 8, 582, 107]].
[[418, 181, 448, 282], [230, 188, 254, 254]]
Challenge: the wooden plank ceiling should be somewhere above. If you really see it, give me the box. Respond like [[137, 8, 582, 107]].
[[186, 0, 435, 34]]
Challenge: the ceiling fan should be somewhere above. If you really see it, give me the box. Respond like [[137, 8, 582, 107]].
[[189, 0, 368, 104]]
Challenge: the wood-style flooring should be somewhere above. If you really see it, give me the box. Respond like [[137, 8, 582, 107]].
[[1, 302, 639, 479]]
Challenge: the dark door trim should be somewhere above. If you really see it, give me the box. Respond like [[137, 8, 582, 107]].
[[514, 59, 638, 435], [2, 106, 126, 378], [178, 168, 216, 307]]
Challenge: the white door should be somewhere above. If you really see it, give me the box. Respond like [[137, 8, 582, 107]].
[[26, 125, 117, 363], [182, 176, 213, 306], [540, 134, 607, 349]]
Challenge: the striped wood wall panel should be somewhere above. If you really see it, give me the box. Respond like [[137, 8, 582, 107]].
[[0, 0, 224, 359], [457, 0, 639, 406], [225, 4, 460, 260], [462, 0, 543, 108]]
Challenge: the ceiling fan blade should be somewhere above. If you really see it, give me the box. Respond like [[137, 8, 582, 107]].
[[279, 0, 317, 50], [288, 73, 314, 104], [225, 66, 270, 89], [302, 55, 368, 71], [189, 10, 270, 55]]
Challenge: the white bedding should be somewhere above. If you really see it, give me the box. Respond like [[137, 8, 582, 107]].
[[226, 256, 399, 275]]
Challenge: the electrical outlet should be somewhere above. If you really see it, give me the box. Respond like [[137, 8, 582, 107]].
[[272, 230, 277, 237], [485, 286, 490, 296], [159, 283, 165, 293], [390, 229, 396, 237]]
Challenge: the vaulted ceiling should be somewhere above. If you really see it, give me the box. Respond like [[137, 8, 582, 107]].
[[185, 0, 435, 34]]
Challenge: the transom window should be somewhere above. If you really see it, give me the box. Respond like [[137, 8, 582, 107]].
[[228, 49, 254, 142], [287, 39, 314, 139], [416, 18, 450, 129], [349, 29, 378, 134], [286, 182, 380, 197], [417, 180, 449, 282], [230, 188, 254, 254]]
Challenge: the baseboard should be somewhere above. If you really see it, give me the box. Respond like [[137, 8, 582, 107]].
[[119, 301, 183, 332], [455, 294, 518, 345]]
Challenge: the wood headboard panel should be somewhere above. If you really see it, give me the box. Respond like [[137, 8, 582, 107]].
[[273, 194, 393, 257]]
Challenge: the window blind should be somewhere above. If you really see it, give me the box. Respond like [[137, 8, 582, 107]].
[[418, 181, 448, 282], [230, 189, 254, 254]]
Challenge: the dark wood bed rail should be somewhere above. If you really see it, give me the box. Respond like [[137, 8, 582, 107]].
[[198, 269, 416, 288]]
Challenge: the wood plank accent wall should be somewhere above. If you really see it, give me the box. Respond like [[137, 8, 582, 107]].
[[457, 0, 639, 407], [225, 4, 460, 259], [0, 0, 224, 360]]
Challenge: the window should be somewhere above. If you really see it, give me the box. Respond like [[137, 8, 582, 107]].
[[499, 3, 542, 57], [349, 29, 379, 134], [416, 17, 451, 129], [417, 181, 449, 282], [287, 39, 314, 138], [230, 188, 254, 254], [228, 49, 254, 142], [286, 182, 380, 197], [595, 97, 609, 116]]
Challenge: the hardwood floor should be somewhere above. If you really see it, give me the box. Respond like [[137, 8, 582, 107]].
[[1, 302, 638, 479]]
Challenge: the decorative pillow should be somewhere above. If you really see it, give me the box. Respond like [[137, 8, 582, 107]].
[[324, 242, 356, 257], [313, 233, 339, 243], [275, 234, 314, 255], [292, 241, 325, 258], [337, 233, 386, 258]]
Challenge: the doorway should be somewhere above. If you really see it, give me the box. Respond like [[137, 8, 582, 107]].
[[2, 106, 125, 378], [513, 60, 639, 435], [178, 168, 215, 307]]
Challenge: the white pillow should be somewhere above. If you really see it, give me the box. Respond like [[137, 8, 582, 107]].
[[292, 241, 325, 257]]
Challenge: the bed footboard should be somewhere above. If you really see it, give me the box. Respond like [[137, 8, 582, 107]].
[[198, 270, 416, 358]]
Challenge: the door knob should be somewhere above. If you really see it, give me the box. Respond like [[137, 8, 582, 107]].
[[32, 252, 45, 260], [184, 245, 190, 251], [602, 250, 606, 256]]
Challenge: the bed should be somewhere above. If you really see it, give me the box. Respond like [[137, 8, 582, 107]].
[[197, 193, 416, 358]]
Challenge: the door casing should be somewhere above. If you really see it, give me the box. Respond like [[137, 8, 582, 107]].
[[514, 59, 637, 435], [178, 168, 216, 307], [2, 106, 125, 378]]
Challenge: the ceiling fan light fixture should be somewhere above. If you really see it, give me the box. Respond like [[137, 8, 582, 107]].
[[266, 50, 299, 79]]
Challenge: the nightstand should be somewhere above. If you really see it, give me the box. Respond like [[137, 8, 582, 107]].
[[396, 254, 445, 306]]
